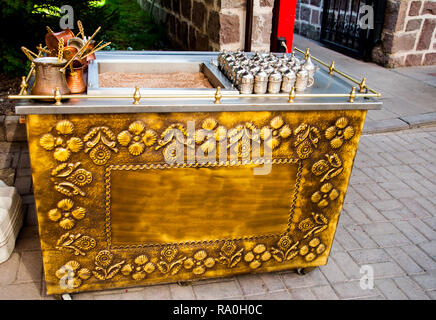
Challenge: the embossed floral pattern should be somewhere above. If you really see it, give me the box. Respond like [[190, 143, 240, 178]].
[[294, 123, 320, 159], [312, 153, 343, 182], [260, 116, 292, 150], [299, 238, 326, 262], [244, 244, 271, 269], [84, 126, 118, 165], [55, 233, 96, 256], [227, 122, 260, 159], [118, 121, 157, 156], [217, 240, 243, 268], [325, 117, 355, 149], [55, 260, 91, 289], [48, 199, 86, 230], [311, 183, 339, 208], [184, 250, 216, 275], [271, 236, 299, 263], [51, 162, 92, 197], [195, 118, 227, 154], [298, 212, 329, 239], [121, 255, 156, 280], [66, 168, 92, 186], [93, 250, 125, 280], [157, 246, 186, 275], [39, 120, 83, 162]]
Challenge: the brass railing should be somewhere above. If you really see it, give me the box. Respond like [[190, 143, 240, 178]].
[[9, 48, 381, 105]]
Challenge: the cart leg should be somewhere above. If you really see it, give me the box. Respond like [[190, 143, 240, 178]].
[[296, 267, 316, 275]]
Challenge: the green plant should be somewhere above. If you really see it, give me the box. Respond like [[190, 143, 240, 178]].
[[0, 0, 167, 77]]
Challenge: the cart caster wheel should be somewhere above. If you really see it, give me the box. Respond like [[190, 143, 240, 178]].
[[54, 293, 73, 300], [296, 267, 316, 275]]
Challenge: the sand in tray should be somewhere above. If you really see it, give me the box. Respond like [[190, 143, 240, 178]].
[[98, 72, 214, 88]]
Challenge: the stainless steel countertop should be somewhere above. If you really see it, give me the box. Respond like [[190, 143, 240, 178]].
[[14, 51, 382, 115]]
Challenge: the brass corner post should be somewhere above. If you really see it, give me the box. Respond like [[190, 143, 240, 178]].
[[19, 76, 28, 95], [214, 87, 222, 104], [305, 48, 310, 60], [54, 87, 62, 105], [359, 77, 366, 93], [349, 87, 356, 103], [288, 87, 296, 103], [133, 87, 141, 105], [329, 61, 335, 75]]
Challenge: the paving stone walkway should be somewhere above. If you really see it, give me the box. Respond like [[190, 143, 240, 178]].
[[1, 126, 435, 300]]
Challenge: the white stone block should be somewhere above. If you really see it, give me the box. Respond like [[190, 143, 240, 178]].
[[0, 182, 23, 264]]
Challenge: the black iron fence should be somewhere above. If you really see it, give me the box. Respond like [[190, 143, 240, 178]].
[[320, 0, 386, 59]]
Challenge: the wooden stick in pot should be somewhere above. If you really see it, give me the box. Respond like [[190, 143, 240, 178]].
[[81, 41, 111, 59], [60, 26, 101, 73]]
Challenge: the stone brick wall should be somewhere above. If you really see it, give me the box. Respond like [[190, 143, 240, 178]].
[[137, 0, 275, 52], [294, 0, 324, 41], [372, 0, 436, 67]]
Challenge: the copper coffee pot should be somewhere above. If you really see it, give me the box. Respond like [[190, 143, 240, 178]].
[[45, 28, 75, 54], [66, 62, 87, 94], [31, 57, 71, 99]]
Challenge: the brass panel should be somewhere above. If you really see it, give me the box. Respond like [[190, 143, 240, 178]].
[[109, 162, 298, 246], [26, 110, 366, 295]]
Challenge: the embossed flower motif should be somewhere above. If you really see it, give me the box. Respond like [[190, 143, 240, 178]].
[[95, 250, 113, 268], [277, 235, 293, 252], [184, 250, 216, 275], [311, 183, 339, 208], [156, 246, 186, 275], [244, 244, 271, 269], [66, 168, 92, 186], [325, 117, 355, 149], [271, 236, 299, 262], [221, 240, 237, 257], [299, 238, 326, 262], [195, 118, 227, 154], [260, 116, 292, 150], [55, 260, 91, 289], [55, 233, 96, 256], [298, 218, 315, 232], [39, 120, 83, 162], [93, 250, 125, 280], [89, 144, 111, 165], [311, 154, 344, 182], [161, 246, 178, 263], [117, 121, 157, 156], [48, 199, 86, 230], [121, 255, 156, 281]]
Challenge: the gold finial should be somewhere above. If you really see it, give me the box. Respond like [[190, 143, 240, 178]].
[[349, 87, 356, 103], [46, 26, 54, 34], [214, 86, 222, 104], [359, 77, 367, 93], [54, 87, 62, 105], [329, 61, 335, 75], [133, 86, 141, 105], [305, 48, 310, 60], [19, 76, 28, 95], [288, 86, 296, 103]]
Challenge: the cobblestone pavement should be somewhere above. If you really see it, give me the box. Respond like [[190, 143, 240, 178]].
[[0, 126, 435, 300]]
